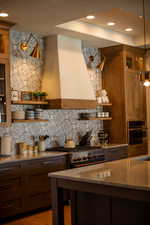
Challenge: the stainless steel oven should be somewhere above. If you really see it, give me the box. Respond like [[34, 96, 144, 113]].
[[128, 121, 147, 145]]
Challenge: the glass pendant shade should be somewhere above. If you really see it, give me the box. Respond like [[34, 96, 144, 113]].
[[139, 71, 150, 87]]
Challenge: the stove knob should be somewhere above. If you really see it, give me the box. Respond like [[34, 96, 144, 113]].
[[73, 158, 78, 161]]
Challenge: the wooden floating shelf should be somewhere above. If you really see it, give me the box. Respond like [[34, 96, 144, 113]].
[[97, 103, 112, 106], [0, 122, 6, 125], [79, 117, 112, 121], [0, 78, 4, 80], [13, 119, 49, 123], [0, 94, 4, 97], [12, 100, 48, 105]]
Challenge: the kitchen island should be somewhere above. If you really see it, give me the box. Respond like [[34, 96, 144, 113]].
[[50, 156, 150, 225]]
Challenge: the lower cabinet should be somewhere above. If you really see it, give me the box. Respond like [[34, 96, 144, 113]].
[[0, 155, 66, 221], [22, 157, 66, 212], [105, 146, 128, 161], [128, 144, 147, 157], [0, 163, 23, 220]]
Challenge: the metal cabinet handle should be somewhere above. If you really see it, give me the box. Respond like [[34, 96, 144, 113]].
[[0, 204, 13, 209], [0, 168, 12, 172], [42, 161, 53, 165]]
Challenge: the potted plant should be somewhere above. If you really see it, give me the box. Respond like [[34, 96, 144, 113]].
[[40, 92, 48, 101], [33, 92, 42, 101], [33, 92, 48, 101]]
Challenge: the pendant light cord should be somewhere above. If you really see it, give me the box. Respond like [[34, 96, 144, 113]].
[[142, 0, 147, 51]]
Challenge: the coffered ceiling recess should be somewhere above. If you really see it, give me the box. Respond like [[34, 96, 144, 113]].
[[0, 0, 150, 47]]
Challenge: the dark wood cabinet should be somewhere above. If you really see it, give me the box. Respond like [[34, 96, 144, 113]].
[[0, 22, 12, 127], [0, 163, 23, 219], [22, 157, 66, 211], [0, 155, 66, 221], [105, 146, 128, 162]]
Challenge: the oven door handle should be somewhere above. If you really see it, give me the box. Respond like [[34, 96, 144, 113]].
[[72, 160, 106, 168]]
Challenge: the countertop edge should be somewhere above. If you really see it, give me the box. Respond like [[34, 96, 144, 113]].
[[0, 152, 67, 165]]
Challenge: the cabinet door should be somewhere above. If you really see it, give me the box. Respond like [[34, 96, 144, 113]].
[[0, 163, 23, 219], [126, 71, 146, 121], [0, 29, 9, 58], [105, 147, 128, 161], [128, 144, 147, 157], [23, 157, 66, 211], [0, 58, 11, 126]]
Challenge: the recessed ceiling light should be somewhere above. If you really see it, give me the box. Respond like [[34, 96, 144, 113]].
[[107, 22, 115, 26], [125, 28, 133, 32], [0, 12, 8, 17], [86, 15, 95, 20]]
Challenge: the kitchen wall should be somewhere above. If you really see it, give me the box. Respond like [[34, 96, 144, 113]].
[[0, 30, 102, 153]]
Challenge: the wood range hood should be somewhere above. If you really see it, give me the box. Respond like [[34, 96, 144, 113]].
[[41, 35, 96, 109]]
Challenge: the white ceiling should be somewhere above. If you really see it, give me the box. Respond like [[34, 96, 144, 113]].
[[0, 0, 150, 47]]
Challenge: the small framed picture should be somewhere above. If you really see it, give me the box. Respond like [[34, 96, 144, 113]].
[[21, 91, 33, 101], [11, 90, 19, 101]]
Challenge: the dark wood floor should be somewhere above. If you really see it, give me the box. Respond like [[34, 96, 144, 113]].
[[5, 206, 71, 225]]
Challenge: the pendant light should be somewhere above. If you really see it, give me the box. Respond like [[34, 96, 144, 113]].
[[139, 0, 150, 87]]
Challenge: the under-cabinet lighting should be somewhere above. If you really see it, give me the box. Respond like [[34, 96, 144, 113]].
[[125, 28, 133, 32], [86, 15, 95, 20], [107, 22, 115, 26], [0, 12, 8, 17]]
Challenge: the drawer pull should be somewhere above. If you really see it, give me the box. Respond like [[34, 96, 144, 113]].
[[0, 168, 12, 172], [0, 204, 13, 209], [42, 161, 53, 165]]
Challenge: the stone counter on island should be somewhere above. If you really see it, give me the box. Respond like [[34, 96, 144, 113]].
[[50, 155, 150, 225]]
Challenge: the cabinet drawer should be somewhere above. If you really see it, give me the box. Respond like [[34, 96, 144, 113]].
[[0, 178, 22, 201], [27, 192, 51, 211], [0, 199, 22, 218], [128, 145, 147, 157], [0, 164, 21, 181], [23, 157, 66, 174], [27, 173, 50, 194], [105, 148, 128, 161]]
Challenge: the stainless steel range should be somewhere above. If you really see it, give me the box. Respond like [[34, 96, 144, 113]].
[[49, 146, 105, 168]]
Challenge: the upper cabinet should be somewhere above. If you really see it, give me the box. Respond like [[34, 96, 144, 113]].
[[0, 29, 9, 58], [126, 70, 146, 121], [124, 46, 146, 121], [125, 46, 145, 72], [0, 22, 12, 127]]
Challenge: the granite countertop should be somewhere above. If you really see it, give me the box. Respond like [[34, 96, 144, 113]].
[[50, 155, 150, 192], [0, 152, 67, 164]]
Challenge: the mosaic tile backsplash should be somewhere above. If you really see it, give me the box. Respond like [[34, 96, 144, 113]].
[[0, 31, 102, 153], [10, 30, 44, 92]]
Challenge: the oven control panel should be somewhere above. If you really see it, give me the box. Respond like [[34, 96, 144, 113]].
[[70, 149, 105, 167]]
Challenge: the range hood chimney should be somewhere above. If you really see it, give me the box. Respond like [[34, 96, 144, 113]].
[[41, 35, 96, 109]]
